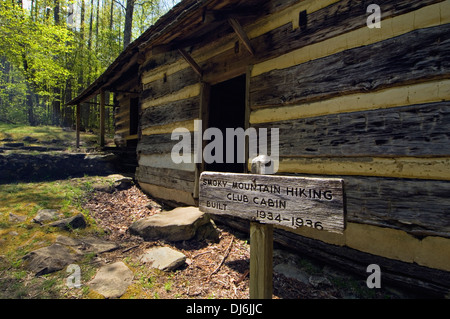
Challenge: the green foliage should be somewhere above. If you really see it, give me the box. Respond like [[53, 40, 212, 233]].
[[0, 1, 73, 96], [0, 0, 180, 126]]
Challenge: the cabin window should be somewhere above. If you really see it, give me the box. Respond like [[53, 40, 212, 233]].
[[206, 75, 246, 173]]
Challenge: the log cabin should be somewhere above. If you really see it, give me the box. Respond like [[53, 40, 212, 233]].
[[68, 0, 450, 296]]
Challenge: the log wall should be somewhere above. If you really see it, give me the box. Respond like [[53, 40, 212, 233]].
[[136, 51, 201, 205], [114, 71, 140, 146], [136, 0, 450, 294], [246, 0, 450, 272]]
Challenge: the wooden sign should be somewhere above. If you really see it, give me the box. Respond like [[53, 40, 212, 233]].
[[199, 172, 345, 233]]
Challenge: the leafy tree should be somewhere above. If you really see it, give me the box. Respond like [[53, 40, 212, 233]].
[[0, 0, 180, 127], [0, 1, 73, 124]]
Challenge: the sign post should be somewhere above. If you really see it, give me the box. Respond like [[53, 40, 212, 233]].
[[199, 155, 345, 299], [249, 156, 274, 299]]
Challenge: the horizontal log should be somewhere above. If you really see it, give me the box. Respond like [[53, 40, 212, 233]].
[[277, 156, 450, 181], [250, 79, 450, 124], [115, 128, 129, 135], [140, 97, 199, 129], [115, 112, 129, 124], [141, 66, 199, 102], [140, 50, 181, 75], [251, 0, 443, 62], [138, 153, 195, 172], [141, 83, 201, 109], [250, 23, 450, 108], [276, 173, 450, 238], [273, 225, 450, 297], [141, 119, 194, 136], [344, 176, 450, 238], [254, 102, 450, 157], [139, 181, 196, 207], [137, 132, 194, 155], [115, 120, 130, 132], [136, 165, 195, 193]]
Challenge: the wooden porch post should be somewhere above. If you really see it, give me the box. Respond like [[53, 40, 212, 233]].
[[76, 103, 81, 148], [99, 90, 105, 147]]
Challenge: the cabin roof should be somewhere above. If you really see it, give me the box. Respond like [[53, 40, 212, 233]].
[[67, 0, 261, 105]]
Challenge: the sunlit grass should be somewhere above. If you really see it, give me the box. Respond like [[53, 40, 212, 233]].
[[0, 177, 106, 259], [0, 176, 113, 298], [0, 124, 72, 142], [0, 123, 111, 148]]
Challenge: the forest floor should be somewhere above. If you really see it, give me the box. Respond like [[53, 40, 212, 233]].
[[0, 125, 414, 299], [0, 177, 412, 300]]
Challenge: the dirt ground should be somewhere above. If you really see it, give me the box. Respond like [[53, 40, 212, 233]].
[[75, 184, 410, 299]]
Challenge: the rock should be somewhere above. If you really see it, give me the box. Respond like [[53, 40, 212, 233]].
[[194, 219, 220, 242], [85, 153, 116, 162], [55, 235, 119, 254], [129, 207, 212, 242], [33, 210, 87, 230], [9, 213, 27, 223], [22, 243, 81, 276], [309, 275, 332, 288], [91, 182, 115, 193], [48, 213, 87, 230], [109, 174, 134, 190], [88, 262, 134, 298], [3, 142, 24, 148], [22, 235, 119, 277], [0, 153, 117, 184], [274, 263, 310, 285], [22, 136, 38, 143], [91, 174, 134, 193], [139, 247, 186, 271], [32, 209, 62, 224]]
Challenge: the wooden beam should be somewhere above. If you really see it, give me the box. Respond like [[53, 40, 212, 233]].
[[152, 44, 174, 55], [202, 9, 260, 24], [76, 104, 81, 148], [228, 18, 254, 55], [82, 101, 115, 107], [99, 90, 105, 147], [178, 49, 203, 77]]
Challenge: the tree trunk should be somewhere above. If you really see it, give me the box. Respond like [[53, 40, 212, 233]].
[[52, 0, 61, 125], [95, 0, 100, 51], [53, 0, 60, 25], [26, 84, 36, 126], [123, 0, 135, 49]]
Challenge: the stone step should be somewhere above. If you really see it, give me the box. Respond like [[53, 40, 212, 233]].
[[129, 206, 219, 242], [88, 262, 134, 299], [139, 246, 187, 271]]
